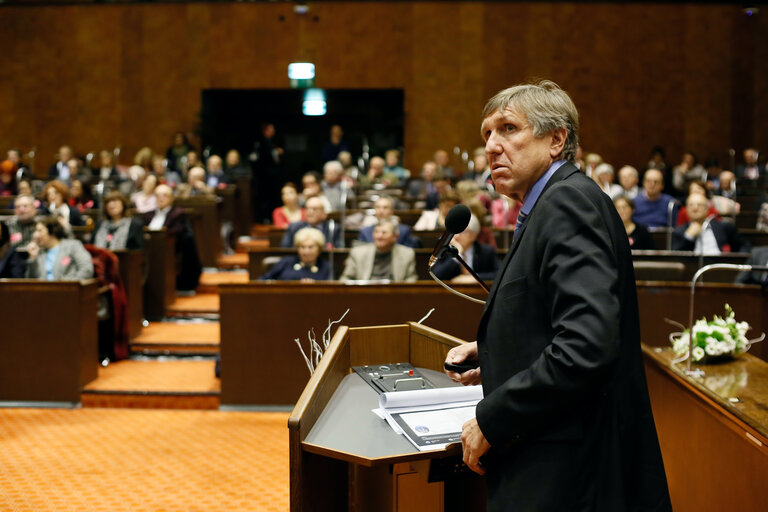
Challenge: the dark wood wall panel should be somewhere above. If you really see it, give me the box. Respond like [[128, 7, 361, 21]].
[[0, 2, 764, 175]]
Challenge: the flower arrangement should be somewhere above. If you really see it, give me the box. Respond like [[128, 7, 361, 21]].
[[670, 304, 764, 363]]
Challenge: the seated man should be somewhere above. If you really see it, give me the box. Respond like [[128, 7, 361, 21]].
[[340, 219, 417, 282], [672, 192, 751, 255], [358, 196, 418, 248], [176, 166, 214, 198], [617, 165, 640, 199], [633, 168, 678, 228], [735, 246, 768, 285], [321, 160, 346, 211], [299, 171, 332, 212], [4, 194, 38, 248], [205, 155, 229, 188], [358, 156, 399, 187], [431, 214, 500, 283], [281, 196, 341, 248], [143, 184, 202, 292]]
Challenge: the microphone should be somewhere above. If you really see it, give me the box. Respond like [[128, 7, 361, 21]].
[[429, 204, 471, 267]]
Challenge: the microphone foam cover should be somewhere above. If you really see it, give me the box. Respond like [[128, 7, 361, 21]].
[[445, 204, 472, 234]]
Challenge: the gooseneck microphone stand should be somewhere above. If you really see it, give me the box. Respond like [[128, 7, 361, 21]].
[[428, 246, 489, 305]]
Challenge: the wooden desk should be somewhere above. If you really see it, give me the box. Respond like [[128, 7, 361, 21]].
[[219, 282, 486, 406], [631, 251, 751, 282], [143, 229, 175, 320], [114, 249, 144, 340], [232, 176, 252, 238], [0, 279, 99, 403], [643, 346, 768, 511]]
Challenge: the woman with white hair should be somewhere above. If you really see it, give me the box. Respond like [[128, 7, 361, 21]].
[[259, 227, 330, 281], [593, 163, 623, 199]]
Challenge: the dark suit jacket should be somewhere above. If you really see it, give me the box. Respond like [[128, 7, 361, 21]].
[[671, 220, 751, 253], [280, 220, 341, 248], [431, 241, 499, 282], [142, 207, 188, 237], [735, 246, 768, 285], [474, 163, 670, 511]]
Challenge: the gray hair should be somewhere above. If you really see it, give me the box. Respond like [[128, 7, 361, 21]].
[[464, 214, 481, 235], [482, 80, 579, 163], [594, 163, 614, 178], [618, 165, 639, 180], [323, 160, 343, 174], [375, 218, 400, 236], [293, 227, 326, 249]]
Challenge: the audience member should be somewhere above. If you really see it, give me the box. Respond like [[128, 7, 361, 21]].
[[133, 147, 155, 173], [676, 180, 739, 225], [672, 193, 750, 254], [358, 196, 417, 247], [713, 170, 736, 199], [383, 149, 408, 184], [119, 165, 146, 198], [132, 174, 158, 214], [614, 196, 655, 250], [617, 165, 640, 199], [16, 180, 33, 197], [152, 154, 181, 188], [340, 219, 417, 282], [143, 184, 202, 292], [25, 218, 93, 280], [633, 169, 677, 228], [165, 132, 192, 173], [68, 179, 96, 212], [272, 183, 305, 229], [184, 150, 201, 174], [337, 151, 360, 182], [4, 194, 38, 248], [176, 166, 214, 198], [0, 160, 18, 196], [463, 148, 492, 189], [593, 163, 623, 199], [299, 171, 332, 212], [321, 124, 349, 163], [359, 156, 398, 187], [93, 192, 144, 251], [96, 150, 121, 182], [704, 157, 723, 190], [425, 169, 452, 210], [431, 215, 500, 284], [48, 145, 74, 182], [205, 155, 228, 188], [434, 149, 454, 178], [281, 196, 340, 248], [7, 148, 33, 182], [225, 149, 251, 178], [735, 246, 768, 285], [406, 161, 438, 200], [414, 190, 460, 231], [0, 222, 26, 278], [321, 160, 346, 211], [672, 151, 706, 195], [260, 227, 330, 281], [490, 195, 521, 230], [735, 148, 764, 184], [645, 145, 669, 173], [40, 180, 85, 227], [583, 152, 602, 178], [455, 179, 491, 210]]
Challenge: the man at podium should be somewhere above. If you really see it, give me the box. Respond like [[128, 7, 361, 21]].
[[445, 81, 672, 511]]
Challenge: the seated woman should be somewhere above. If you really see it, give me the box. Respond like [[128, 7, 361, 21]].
[[39, 180, 85, 227], [260, 227, 330, 282], [131, 173, 158, 214], [272, 182, 305, 229], [93, 191, 145, 251], [68, 178, 97, 212], [26, 217, 94, 280], [614, 196, 655, 250]]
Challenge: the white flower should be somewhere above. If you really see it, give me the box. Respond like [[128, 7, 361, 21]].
[[692, 346, 706, 361], [705, 344, 719, 356]]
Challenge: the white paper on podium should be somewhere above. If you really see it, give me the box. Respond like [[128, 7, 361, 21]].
[[373, 385, 484, 451]]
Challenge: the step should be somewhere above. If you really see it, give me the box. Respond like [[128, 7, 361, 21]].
[[167, 293, 220, 318], [82, 358, 220, 410], [130, 320, 220, 356]]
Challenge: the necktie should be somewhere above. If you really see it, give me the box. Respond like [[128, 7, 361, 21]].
[[513, 210, 528, 241]]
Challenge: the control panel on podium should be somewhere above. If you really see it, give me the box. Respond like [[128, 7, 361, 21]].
[[288, 322, 486, 512]]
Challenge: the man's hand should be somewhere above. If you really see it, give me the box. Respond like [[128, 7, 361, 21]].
[[685, 221, 702, 239], [445, 341, 481, 386], [461, 418, 491, 475]]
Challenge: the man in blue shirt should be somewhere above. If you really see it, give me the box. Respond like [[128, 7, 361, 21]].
[[633, 168, 677, 227]]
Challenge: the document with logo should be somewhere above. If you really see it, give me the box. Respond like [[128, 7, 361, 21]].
[[374, 386, 483, 451]]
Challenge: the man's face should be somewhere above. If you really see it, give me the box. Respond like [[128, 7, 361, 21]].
[[305, 198, 326, 225], [618, 167, 638, 189], [686, 194, 709, 223], [156, 187, 173, 209], [482, 107, 558, 202], [369, 158, 384, 176], [374, 198, 393, 220], [226, 151, 239, 167], [7, 150, 20, 164], [302, 176, 319, 197], [385, 152, 398, 167], [643, 170, 664, 199], [324, 166, 341, 184], [720, 171, 735, 189], [186, 152, 199, 167], [207, 157, 222, 173], [422, 162, 436, 180], [15, 197, 35, 222], [59, 146, 72, 162], [744, 149, 758, 165], [434, 150, 449, 167], [373, 223, 397, 253], [473, 154, 488, 172]]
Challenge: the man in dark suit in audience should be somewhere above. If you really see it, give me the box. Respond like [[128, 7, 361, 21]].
[[672, 192, 751, 254], [281, 196, 341, 248], [444, 80, 670, 511], [431, 214, 499, 283], [48, 145, 74, 182], [735, 148, 765, 185], [357, 196, 417, 248], [735, 246, 768, 285], [143, 184, 202, 292]]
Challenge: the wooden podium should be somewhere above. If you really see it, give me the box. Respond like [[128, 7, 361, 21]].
[[288, 322, 486, 512]]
